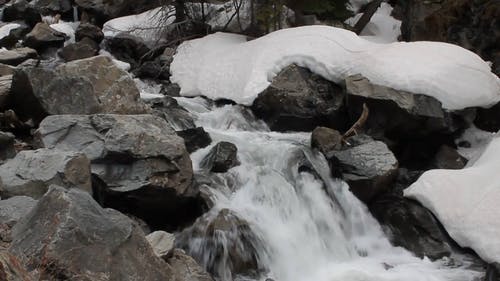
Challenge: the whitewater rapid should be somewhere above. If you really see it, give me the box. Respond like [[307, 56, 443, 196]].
[[174, 96, 484, 281]]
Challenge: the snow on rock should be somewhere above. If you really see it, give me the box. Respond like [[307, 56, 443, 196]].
[[98, 49, 131, 71], [102, 7, 175, 42], [50, 21, 79, 44], [0, 23, 21, 40], [171, 26, 500, 109], [345, 2, 401, 43], [405, 133, 500, 263]]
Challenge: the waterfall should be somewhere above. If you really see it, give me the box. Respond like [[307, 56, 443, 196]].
[[175, 97, 484, 281]]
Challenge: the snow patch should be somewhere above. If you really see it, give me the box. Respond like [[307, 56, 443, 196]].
[[405, 133, 500, 263], [171, 26, 500, 109], [0, 23, 21, 40], [345, 3, 401, 43]]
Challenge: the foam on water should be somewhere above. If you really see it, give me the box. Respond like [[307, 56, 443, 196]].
[[175, 97, 484, 281]]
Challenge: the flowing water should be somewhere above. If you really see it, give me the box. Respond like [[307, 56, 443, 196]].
[[174, 96, 484, 281]]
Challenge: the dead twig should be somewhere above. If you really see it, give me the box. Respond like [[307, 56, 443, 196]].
[[342, 103, 369, 144]]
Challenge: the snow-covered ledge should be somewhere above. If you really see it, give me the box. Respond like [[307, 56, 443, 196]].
[[405, 134, 500, 263]]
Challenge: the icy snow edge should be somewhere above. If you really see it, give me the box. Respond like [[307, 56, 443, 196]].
[[170, 26, 500, 110], [405, 134, 500, 263]]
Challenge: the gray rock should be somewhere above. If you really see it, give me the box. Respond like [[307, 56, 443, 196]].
[[330, 135, 398, 203], [201, 142, 239, 173], [167, 249, 214, 281], [0, 76, 12, 110], [75, 22, 104, 44], [10, 55, 149, 123], [37, 114, 201, 230], [311, 126, 342, 156], [0, 48, 37, 66], [0, 148, 92, 199], [370, 194, 452, 260], [0, 196, 36, 226], [252, 64, 346, 132], [9, 186, 173, 281], [0, 132, 16, 161], [146, 231, 175, 259], [58, 37, 98, 62], [24, 23, 67, 50]]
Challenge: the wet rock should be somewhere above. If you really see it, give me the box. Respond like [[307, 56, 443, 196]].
[[58, 37, 98, 61], [252, 64, 346, 132], [432, 145, 467, 170], [148, 96, 195, 130], [104, 33, 151, 69], [0, 196, 37, 226], [75, 23, 104, 44], [177, 209, 262, 279], [0, 48, 37, 66], [475, 102, 500, 132], [147, 231, 175, 259], [0, 251, 34, 281], [329, 135, 398, 203], [167, 249, 214, 281], [10, 55, 148, 123], [0, 132, 16, 161], [0, 148, 92, 199], [201, 141, 240, 173], [24, 23, 67, 50], [37, 114, 203, 230], [9, 186, 172, 281], [370, 194, 452, 260], [0, 76, 12, 110], [3, 0, 42, 27], [311, 126, 342, 156], [177, 128, 212, 153]]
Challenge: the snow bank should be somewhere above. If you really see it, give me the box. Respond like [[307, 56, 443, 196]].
[[405, 134, 500, 263], [102, 7, 175, 42], [0, 23, 21, 40], [171, 26, 500, 109], [345, 3, 401, 43]]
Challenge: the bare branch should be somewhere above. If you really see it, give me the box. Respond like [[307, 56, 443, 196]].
[[343, 103, 369, 141]]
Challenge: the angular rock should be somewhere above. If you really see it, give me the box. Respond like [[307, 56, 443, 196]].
[[58, 37, 98, 61], [167, 249, 214, 281], [252, 64, 346, 132], [177, 209, 262, 280], [370, 194, 452, 260], [37, 114, 203, 230], [177, 128, 212, 153], [201, 142, 239, 173], [0, 251, 34, 281], [0, 76, 12, 110], [24, 23, 67, 50], [0, 196, 37, 226], [0, 148, 92, 199], [9, 186, 172, 281], [2, 0, 42, 27], [104, 33, 151, 69], [329, 135, 398, 203], [11, 55, 148, 123], [432, 145, 467, 170], [0, 48, 37, 66], [311, 126, 342, 156], [475, 102, 500, 132], [0, 132, 16, 161], [75, 23, 104, 44], [147, 231, 175, 259], [148, 96, 196, 130]]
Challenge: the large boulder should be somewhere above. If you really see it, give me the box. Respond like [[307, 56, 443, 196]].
[[201, 142, 240, 173], [0, 148, 92, 199], [10, 55, 148, 123], [177, 209, 262, 280], [37, 114, 203, 230], [24, 23, 67, 50], [9, 186, 173, 281], [370, 194, 452, 260], [251, 64, 346, 132], [167, 249, 214, 281], [0, 48, 37, 66], [328, 135, 398, 203]]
